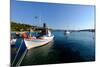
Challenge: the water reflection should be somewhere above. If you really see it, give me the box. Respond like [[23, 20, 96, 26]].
[[28, 40, 54, 57], [21, 40, 54, 65]]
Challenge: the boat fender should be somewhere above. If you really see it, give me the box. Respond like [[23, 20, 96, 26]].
[[22, 32, 27, 39]]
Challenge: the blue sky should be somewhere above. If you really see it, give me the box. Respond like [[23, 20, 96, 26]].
[[11, 0, 95, 30]]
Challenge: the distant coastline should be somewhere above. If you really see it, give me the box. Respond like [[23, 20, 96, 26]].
[[53, 29, 95, 32], [11, 21, 95, 32]]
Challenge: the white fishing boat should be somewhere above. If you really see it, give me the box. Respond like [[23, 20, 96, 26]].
[[24, 34, 54, 49], [24, 23, 54, 50]]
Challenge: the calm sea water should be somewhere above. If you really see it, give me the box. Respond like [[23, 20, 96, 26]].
[[11, 31, 95, 66]]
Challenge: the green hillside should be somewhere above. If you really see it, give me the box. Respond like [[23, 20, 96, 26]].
[[11, 21, 35, 31]]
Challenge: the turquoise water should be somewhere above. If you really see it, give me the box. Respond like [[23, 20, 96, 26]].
[[11, 31, 95, 66]]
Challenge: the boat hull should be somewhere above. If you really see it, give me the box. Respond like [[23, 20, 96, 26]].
[[24, 36, 54, 49]]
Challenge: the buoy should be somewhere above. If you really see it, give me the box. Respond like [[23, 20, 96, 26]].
[[22, 32, 27, 39]]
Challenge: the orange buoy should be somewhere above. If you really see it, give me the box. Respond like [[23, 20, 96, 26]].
[[22, 32, 27, 39]]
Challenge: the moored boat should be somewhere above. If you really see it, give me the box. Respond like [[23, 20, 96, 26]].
[[64, 30, 70, 34], [66, 31, 70, 34], [24, 34, 54, 49], [23, 23, 54, 50]]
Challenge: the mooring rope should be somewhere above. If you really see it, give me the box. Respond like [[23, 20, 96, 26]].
[[16, 49, 27, 66], [11, 39, 24, 66]]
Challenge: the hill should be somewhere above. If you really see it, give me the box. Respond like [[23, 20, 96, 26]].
[[11, 21, 36, 31]]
